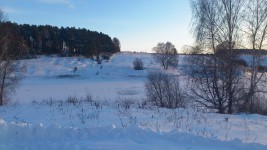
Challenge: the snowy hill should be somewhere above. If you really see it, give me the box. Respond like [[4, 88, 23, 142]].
[[21, 53, 157, 78], [14, 53, 160, 102], [1, 52, 267, 149]]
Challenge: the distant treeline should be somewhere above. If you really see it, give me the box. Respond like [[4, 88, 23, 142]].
[[0, 22, 120, 59]]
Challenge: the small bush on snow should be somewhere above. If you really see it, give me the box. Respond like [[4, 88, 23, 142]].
[[73, 67, 78, 73], [145, 71, 185, 109], [66, 96, 79, 105], [115, 97, 136, 109], [133, 58, 144, 70]]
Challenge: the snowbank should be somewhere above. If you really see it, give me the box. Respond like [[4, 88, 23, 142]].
[[0, 120, 266, 150]]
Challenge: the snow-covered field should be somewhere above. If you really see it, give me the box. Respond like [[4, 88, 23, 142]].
[[1, 52, 267, 149]]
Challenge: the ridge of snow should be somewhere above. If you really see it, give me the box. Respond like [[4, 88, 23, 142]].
[[0, 120, 266, 150]]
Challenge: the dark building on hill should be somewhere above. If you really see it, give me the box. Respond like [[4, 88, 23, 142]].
[[233, 49, 267, 55], [216, 49, 267, 55]]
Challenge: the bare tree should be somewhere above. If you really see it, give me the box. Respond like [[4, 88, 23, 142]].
[[0, 10, 24, 105], [246, 0, 267, 50], [218, 0, 244, 111], [145, 71, 184, 109], [241, 0, 267, 113], [191, 0, 221, 53], [152, 42, 178, 70], [0, 60, 20, 105], [190, 0, 245, 114], [182, 45, 202, 54]]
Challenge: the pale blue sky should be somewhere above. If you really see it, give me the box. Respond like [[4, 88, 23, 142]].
[[0, 0, 193, 52]]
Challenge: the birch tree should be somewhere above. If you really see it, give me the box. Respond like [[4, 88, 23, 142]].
[[190, 0, 245, 113]]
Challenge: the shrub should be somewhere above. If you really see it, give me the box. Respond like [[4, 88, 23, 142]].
[[73, 67, 78, 73], [257, 65, 267, 73], [66, 96, 79, 105], [115, 97, 136, 109], [133, 58, 144, 70], [145, 71, 184, 109], [101, 53, 111, 60], [239, 95, 267, 116]]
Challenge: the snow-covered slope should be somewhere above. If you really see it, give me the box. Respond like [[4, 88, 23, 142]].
[[0, 52, 267, 149], [14, 52, 180, 103], [21, 53, 161, 79]]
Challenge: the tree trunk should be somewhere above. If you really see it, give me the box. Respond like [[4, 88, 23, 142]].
[[0, 63, 7, 106]]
